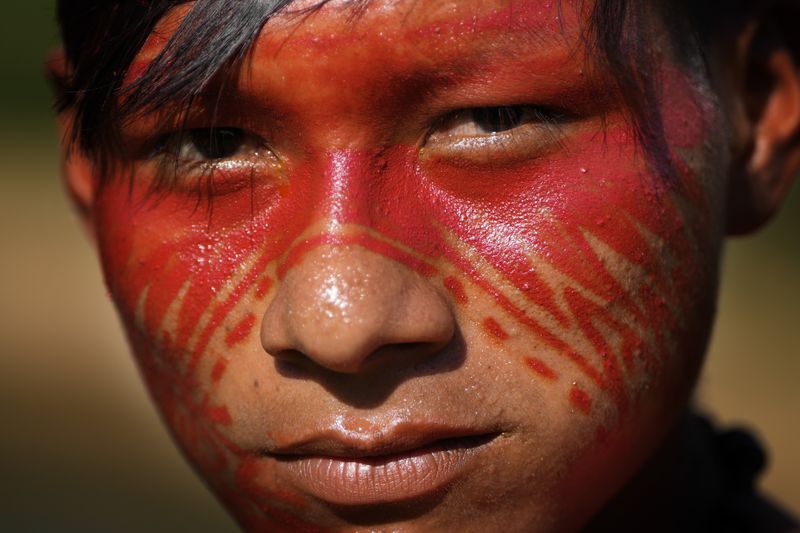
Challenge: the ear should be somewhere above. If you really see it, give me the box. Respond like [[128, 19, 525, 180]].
[[726, 6, 800, 235], [47, 47, 98, 240]]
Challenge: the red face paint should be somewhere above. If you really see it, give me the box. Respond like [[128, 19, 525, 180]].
[[89, 0, 724, 529], [225, 313, 257, 348], [570, 385, 593, 415], [443, 276, 469, 304], [524, 357, 558, 381], [482, 317, 511, 341]]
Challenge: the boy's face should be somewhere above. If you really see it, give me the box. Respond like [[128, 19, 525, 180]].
[[75, 0, 734, 530]]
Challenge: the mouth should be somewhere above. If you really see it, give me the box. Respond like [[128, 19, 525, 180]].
[[264, 427, 502, 505]]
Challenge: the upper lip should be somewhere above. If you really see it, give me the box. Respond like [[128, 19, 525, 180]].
[[264, 421, 501, 459]]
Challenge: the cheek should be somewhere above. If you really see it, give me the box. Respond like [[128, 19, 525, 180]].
[[415, 70, 722, 427], [95, 159, 330, 342], [405, 126, 718, 428], [90, 173, 319, 494]]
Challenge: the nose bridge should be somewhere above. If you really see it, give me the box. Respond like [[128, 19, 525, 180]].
[[319, 149, 380, 231]]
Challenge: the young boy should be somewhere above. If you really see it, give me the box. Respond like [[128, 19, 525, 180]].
[[52, 0, 799, 530]]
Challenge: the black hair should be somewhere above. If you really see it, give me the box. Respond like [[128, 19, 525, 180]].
[[52, 0, 753, 178]]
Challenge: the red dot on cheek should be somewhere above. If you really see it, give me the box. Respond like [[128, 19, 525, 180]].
[[569, 386, 592, 415]]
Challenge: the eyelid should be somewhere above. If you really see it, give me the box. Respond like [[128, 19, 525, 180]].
[[421, 105, 572, 165]]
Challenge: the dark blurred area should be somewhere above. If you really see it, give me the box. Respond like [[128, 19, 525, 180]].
[[0, 2, 796, 531]]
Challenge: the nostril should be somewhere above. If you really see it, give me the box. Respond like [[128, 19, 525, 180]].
[[271, 348, 314, 378], [270, 348, 306, 361], [393, 342, 428, 351], [273, 340, 453, 376], [383, 341, 448, 357]]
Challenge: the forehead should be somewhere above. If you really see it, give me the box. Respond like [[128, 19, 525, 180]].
[[131, 0, 597, 129], [139, 0, 587, 70]]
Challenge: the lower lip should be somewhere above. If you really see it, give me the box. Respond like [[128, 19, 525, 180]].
[[271, 435, 496, 505]]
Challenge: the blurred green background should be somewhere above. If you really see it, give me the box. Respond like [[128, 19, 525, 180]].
[[0, 2, 796, 531]]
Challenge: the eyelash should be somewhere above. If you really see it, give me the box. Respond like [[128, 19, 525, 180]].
[[438, 105, 567, 135]]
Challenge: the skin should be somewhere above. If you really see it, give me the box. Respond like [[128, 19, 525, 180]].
[[57, 0, 800, 531]]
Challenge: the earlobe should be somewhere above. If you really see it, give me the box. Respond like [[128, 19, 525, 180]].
[[727, 17, 800, 235]]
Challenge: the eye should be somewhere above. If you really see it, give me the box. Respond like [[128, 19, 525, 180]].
[[423, 105, 571, 164], [189, 127, 247, 159], [160, 127, 258, 163], [143, 126, 282, 197], [431, 105, 566, 138]]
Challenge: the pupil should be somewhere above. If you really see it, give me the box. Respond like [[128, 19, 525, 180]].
[[191, 128, 244, 159], [472, 106, 524, 134]]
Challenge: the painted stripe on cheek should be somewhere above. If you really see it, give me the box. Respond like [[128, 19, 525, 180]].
[[482, 317, 510, 341], [225, 313, 257, 348], [524, 356, 558, 381]]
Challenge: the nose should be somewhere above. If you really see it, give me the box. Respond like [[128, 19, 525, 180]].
[[261, 243, 455, 374]]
